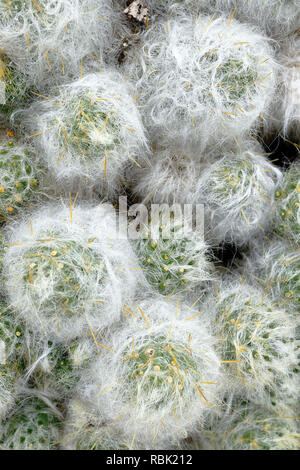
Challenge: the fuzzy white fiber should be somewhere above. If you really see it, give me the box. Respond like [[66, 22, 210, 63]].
[[0, 0, 118, 92], [22, 71, 148, 196], [204, 401, 300, 450], [78, 296, 223, 447], [131, 146, 208, 205], [2, 202, 140, 342], [203, 281, 298, 405], [196, 143, 282, 245], [0, 132, 44, 222], [274, 160, 300, 245], [212, 0, 300, 39], [124, 13, 278, 150]]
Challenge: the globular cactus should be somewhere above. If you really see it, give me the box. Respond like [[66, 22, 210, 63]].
[[196, 143, 282, 245], [3, 203, 139, 341], [274, 161, 300, 245], [25, 71, 147, 195], [205, 282, 298, 404], [0, 0, 116, 92], [260, 241, 300, 314], [125, 13, 277, 150], [0, 396, 62, 450], [61, 398, 130, 450], [134, 215, 213, 295], [205, 401, 300, 450], [0, 133, 42, 222], [79, 297, 222, 447]]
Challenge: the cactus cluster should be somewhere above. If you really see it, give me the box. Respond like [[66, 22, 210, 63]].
[[0, 0, 299, 452]]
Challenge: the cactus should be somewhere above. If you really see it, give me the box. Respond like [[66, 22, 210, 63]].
[[0, 134, 42, 222], [0, 396, 62, 450], [135, 216, 212, 295], [0, 55, 33, 114], [79, 297, 222, 447], [274, 161, 300, 245], [207, 282, 298, 404], [25, 72, 147, 194], [3, 203, 139, 340], [125, 13, 277, 150], [196, 145, 282, 245]]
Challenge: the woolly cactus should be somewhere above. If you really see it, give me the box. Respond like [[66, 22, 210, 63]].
[[132, 147, 206, 205], [61, 398, 129, 450], [196, 144, 282, 245], [0, 299, 25, 418], [0, 396, 62, 450], [0, 0, 116, 91], [274, 161, 300, 244], [206, 402, 300, 450], [206, 282, 298, 403], [0, 55, 33, 114], [260, 241, 300, 313], [125, 13, 277, 150], [3, 203, 139, 340], [79, 297, 222, 447], [25, 72, 147, 194], [135, 216, 212, 295], [0, 133, 42, 222]]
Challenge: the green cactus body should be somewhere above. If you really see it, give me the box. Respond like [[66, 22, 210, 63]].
[[0, 139, 40, 222], [136, 221, 210, 295], [0, 397, 62, 450], [123, 335, 199, 409], [22, 237, 105, 318]]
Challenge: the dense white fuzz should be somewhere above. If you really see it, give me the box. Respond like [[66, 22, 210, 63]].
[[0, 0, 116, 92], [23, 71, 147, 196], [274, 160, 300, 244], [196, 143, 282, 245], [0, 132, 44, 222], [203, 282, 298, 404], [212, 0, 300, 39], [3, 203, 139, 341], [134, 215, 213, 295], [79, 297, 222, 447], [205, 401, 300, 450], [131, 146, 207, 205], [61, 398, 131, 450], [255, 239, 300, 314], [0, 396, 62, 449], [124, 13, 277, 150]]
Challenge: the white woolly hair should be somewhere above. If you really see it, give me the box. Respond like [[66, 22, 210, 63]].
[[252, 239, 300, 314], [204, 401, 300, 450], [203, 281, 298, 405], [61, 398, 137, 450], [0, 131, 45, 222], [264, 36, 300, 142], [22, 71, 148, 197], [0, 395, 62, 450], [134, 214, 214, 295], [78, 296, 222, 447], [274, 158, 300, 246], [2, 202, 140, 342], [131, 146, 209, 205], [124, 13, 278, 151], [0, 0, 117, 92], [212, 0, 300, 40], [195, 143, 282, 245]]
